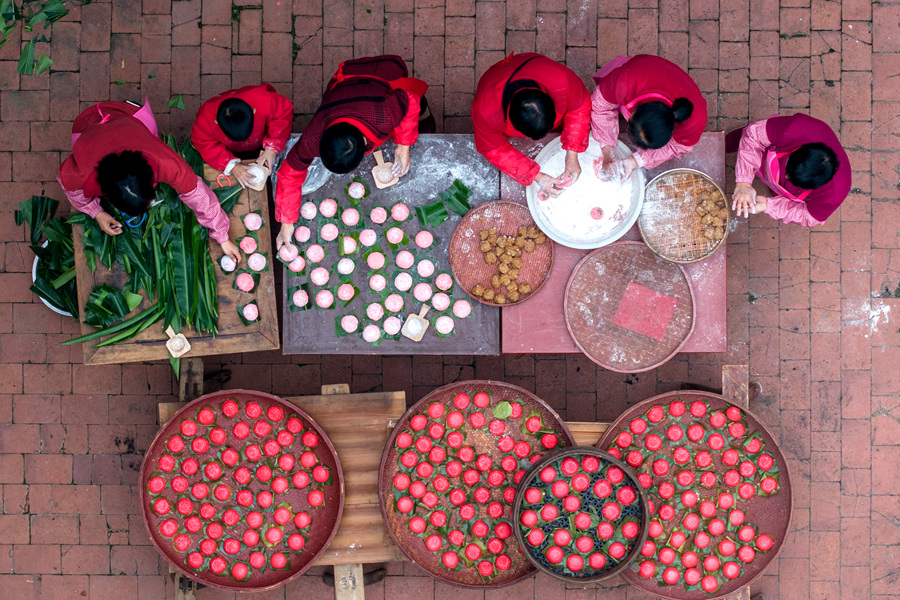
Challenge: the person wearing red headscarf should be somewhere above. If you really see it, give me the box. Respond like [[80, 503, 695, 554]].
[[191, 83, 293, 188], [590, 55, 706, 180], [727, 114, 850, 226], [274, 55, 428, 248], [472, 52, 591, 196]]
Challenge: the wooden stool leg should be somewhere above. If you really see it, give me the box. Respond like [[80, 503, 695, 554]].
[[179, 357, 205, 403], [333, 563, 366, 600]]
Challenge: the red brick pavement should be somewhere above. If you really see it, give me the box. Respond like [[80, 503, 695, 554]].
[[0, 0, 898, 598]]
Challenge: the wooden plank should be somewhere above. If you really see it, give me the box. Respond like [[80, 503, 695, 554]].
[[333, 563, 366, 600], [722, 365, 751, 410], [71, 171, 279, 365], [567, 421, 609, 446], [178, 357, 205, 403]]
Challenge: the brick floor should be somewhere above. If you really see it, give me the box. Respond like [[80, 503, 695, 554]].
[[0, 0, 897, 598]]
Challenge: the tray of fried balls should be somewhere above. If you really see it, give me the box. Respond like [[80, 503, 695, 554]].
[[448, 201, 553, 307], [638, 169, 729, 264]]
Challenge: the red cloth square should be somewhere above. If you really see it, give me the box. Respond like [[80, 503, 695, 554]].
[[612, 282, 678, 342]]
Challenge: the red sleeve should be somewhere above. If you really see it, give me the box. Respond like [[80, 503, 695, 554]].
[[392, 91, 421, 146], [190, 104, 236, 172], [559, 69, 591, 153], [262, 91, 294, 153], [274, 160, 308, 224], [472, 96, 540, 186]]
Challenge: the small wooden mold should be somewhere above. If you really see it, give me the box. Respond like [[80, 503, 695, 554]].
[[371, 150, 399, 189], [164, 326, 191, 358], [401, 306, 430, 341]]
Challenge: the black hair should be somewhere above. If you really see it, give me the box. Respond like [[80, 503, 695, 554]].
[[216, 98, 254, 142], [96, 150, 155, 216], [785, 142, 838, 190], [629, 98, 694, 149], [319, 122, 365, 174], [508, 89, 556, 141]]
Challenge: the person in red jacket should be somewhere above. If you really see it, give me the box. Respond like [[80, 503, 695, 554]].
[[590, 55, 706, 180], [471, 53, 591, 197], [274, 55, 428, 248], [58, 100, 240, 262], [191, 83, 293, 188]]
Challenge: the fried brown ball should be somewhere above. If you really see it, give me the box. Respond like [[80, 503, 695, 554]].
[[479, 230, 489, 241], [701, 214, 714, 225], [494, 294, 506, 305], [512, 257, 524, 269], [472, 284, 485, 297], [484, 252, 497, 264], [507, 282, 518, 293], [713, 226, 725, 240], [535, 234, 547, 244], [498, 263, 510, 274], [507, 268, 519, 280], [519, 283, 532, 294], [507, 290, 520, 302], [491, 275, 501, 289], [500, 254, 513, 265], [524, 240, 536, 253], [483, 289, 495, 301]]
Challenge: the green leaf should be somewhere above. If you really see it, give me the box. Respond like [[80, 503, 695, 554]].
[[16, 37, 35, 75], [35, 53, 52, 75], [214, 184, 243, 214], [491, 401, 513, 420], [167, 94, 186, 110], [180, 138, 203, 177], [415, 201, 449, 227], [124, 290, 143, 312], [112, 79, 126, 85], [169, 355, 180, 378]]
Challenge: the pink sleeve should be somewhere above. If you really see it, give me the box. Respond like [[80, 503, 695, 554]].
[[57, 174, 102, 218], [735, 120, 770, 184], [590, 86, 620, 147], [392, 91, 421, 146], [634, 138, 693, 170], [764, 196, 825, 227], [178, 176, 232, 243]]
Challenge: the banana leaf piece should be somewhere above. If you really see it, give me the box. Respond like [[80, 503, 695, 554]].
[[214, 184, 243, 214]]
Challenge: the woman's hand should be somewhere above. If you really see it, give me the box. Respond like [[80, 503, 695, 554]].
[[257, 149, 277, 171], [561, 150, 581, 186], [392, 145, 411, 177], [230, 164, 255, 189], [276, 223, 295, 250], [534, 172, 566, 198], [731, 182, 757, 218], [219, 240, 242, 263], [96, 211, 123, 235], [751, 195, 768, 214]]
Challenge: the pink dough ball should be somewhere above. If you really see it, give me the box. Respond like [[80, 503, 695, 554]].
[[431, 292, 450, 311], [415, 231, 434, 249], [248, 253, 267, 272], [369, 274, 386, 292], [386, 227, 405, 244], [395, 250, 415, 269], [394, 272, 413, 291], [348, 182, 366, 199], [341, 208, 360, 226], [370, 207, 387, 224], [340, 315, 359, 333], [383, 316, 402, 335], [362, 324, 381, 343], [452, 299, 472, 318], [366, 303, 384, 321], [315, 289, 334, 308], [300, 202, 318, 220], [337, 258, 355, 275], [306, 244, 325, 263], [342, 236, 358, 254], [320, 223, 339, 242], [391, 203, 410, 222], [292, 289, 309, 308], [435, 315, 455, 335], [319, 198, 338, 218], [236, 273, 255, 292], [243, 213, 262, 231], [310, 267, 330, 286], [288, 256, 306, 273], [242, 304, 259, 321], [279, 244, 299, 262], [337, 283, 355, 302], [239, 237, 257, 254], [385, 294, 404, 313], [413, 283, 433, 302], [366, 252, 385, 270], [435, 273, 453, 291], [359, 229, 378, 247], [416, 259, 435, 278], [294, 226, 311, 243]]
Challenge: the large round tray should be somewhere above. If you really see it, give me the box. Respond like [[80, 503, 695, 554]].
[[378, 380, 575, 587], [512, 447, 650, 583], [564, 241, 695, 373], [448, 200, 554, 307], [638, 169, 729, 263], [525, 137, 645, 249], [596, 391, 793, 600], [139, 390, 344, 592]]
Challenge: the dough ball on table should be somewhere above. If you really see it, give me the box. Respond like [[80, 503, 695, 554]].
[[243, 213, 262, 231], [385, 293, 404, 313], [370, 206, 387, 224], [359, 229, 378, 247], [341, 208, 360, 227], [294, 226, 311, 243], [319, 198, 338, 218], [417, 259, 435, 278], [315, 289, 334, 308], [310, 267, 330, 287], [348, 182, 366, 199], [362, 324, 382, 343], [242, 304, 259, 321], [336, 258, 355, 275], [415, 231, 434, 249], [366, 251, 386, 270], [366, 303, 384, 321], [391, 203, 410, 222], [220, 255, 237, 273], [306, 244, 325, 263], [383, 316, 402, 335], [375, 164, 394, 184], [431, 292, 450, 311], [395, 250, 415, 270], [340, 315, 359, 333], [342, 236, 358, 254], [414, 282, 433, 302], [300, 202, 318, 220], [288, 256, 307, 273], [369, 274, 387, 292], [279, 244, 299, 262], [236, 272, 255, 292], [386, 227, 405, 245], [435, 315, 455, 335], [435, 273, 453, 291], [292, 289, 309, 308], [453, 299, 472, 318], [239, 237, 258, 254], [337, 283, 355, 302], [320, 223, 339, 242], [394, 272, 413, 292], [248, 253, 267, 272]]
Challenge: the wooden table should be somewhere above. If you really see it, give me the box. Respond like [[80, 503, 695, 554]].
[[500, 132, 728, 355], [71, 169, 279, 365], [281, 134, 501, 356]]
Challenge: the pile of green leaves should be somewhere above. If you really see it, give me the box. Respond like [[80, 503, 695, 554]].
[[415, 179, 473, 227], [1, 0, 71, 76], [14, 195, 78, 316]]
